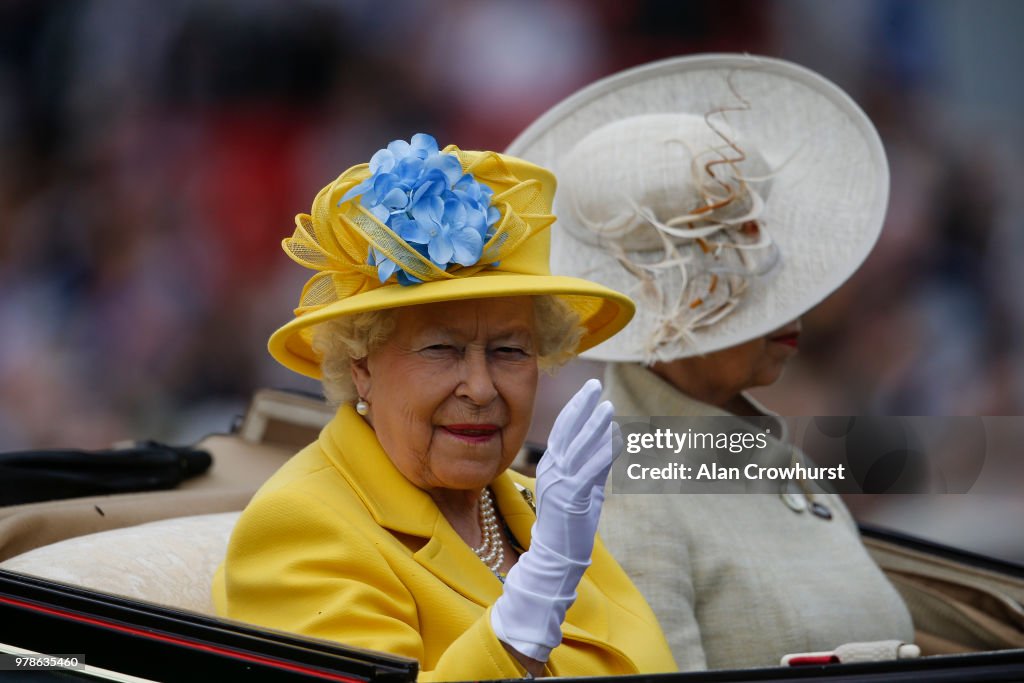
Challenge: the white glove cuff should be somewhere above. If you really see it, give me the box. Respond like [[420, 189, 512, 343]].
[[492, 577, 574, 662], [491, 599, 556, 662]]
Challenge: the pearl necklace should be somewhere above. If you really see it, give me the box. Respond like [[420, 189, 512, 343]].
[[471, 488, 504, 576]]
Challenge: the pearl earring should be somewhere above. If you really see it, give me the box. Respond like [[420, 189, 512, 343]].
[[355, 398, 370, 416]]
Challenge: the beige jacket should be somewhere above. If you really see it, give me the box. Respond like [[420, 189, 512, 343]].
[[599, 362, 914, 671]]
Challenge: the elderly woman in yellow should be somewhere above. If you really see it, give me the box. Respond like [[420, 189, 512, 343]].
[[212, 134, 676, 680]]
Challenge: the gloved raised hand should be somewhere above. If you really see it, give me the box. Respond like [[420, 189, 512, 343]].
[[491, 378, 621, 662]]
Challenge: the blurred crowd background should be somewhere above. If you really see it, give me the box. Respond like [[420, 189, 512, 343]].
[[1, 1, 1022, 555]]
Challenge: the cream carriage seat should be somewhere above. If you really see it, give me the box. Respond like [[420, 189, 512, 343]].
[[0, 512, 240, 614], [0, 389, 335, 614]]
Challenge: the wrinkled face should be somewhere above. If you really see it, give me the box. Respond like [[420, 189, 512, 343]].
[[706, 319, 803, 391], [351, 297, 539, 492]]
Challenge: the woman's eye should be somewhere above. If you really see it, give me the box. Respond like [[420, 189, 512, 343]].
[[493, 346, 530, 358], [423, 344, 455, 352]]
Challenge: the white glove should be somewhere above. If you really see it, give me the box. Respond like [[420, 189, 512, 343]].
[[491, 379, 621, 661]]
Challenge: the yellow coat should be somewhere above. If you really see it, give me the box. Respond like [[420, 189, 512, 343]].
[[213, 405, 676, 681]]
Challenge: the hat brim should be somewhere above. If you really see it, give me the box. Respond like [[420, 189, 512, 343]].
[[506, 54, 888, 362], [269, 272, 635, 378]]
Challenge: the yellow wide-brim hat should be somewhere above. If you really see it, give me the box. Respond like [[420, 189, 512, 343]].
[[269, 138, 635, 378]]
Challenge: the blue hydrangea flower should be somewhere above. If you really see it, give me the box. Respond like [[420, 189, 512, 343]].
[[339, 133, 501, 285]]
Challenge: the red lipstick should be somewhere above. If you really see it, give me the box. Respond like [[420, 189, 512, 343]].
[[769, 332, 800, 348], [442, 424, 499, 443]]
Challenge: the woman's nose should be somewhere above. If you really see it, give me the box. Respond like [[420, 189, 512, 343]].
[[455, 349, 498, 405]]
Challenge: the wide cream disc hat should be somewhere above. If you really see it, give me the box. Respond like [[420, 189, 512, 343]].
[[269, 134, 634, 379], [506, 54, 888, 362]]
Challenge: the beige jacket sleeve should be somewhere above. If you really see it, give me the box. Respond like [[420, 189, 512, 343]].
[[598, 492, 707, 671]]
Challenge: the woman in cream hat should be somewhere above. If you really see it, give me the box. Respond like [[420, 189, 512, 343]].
[[507, 54, 915, 670], [213, 133, 677, 679]]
